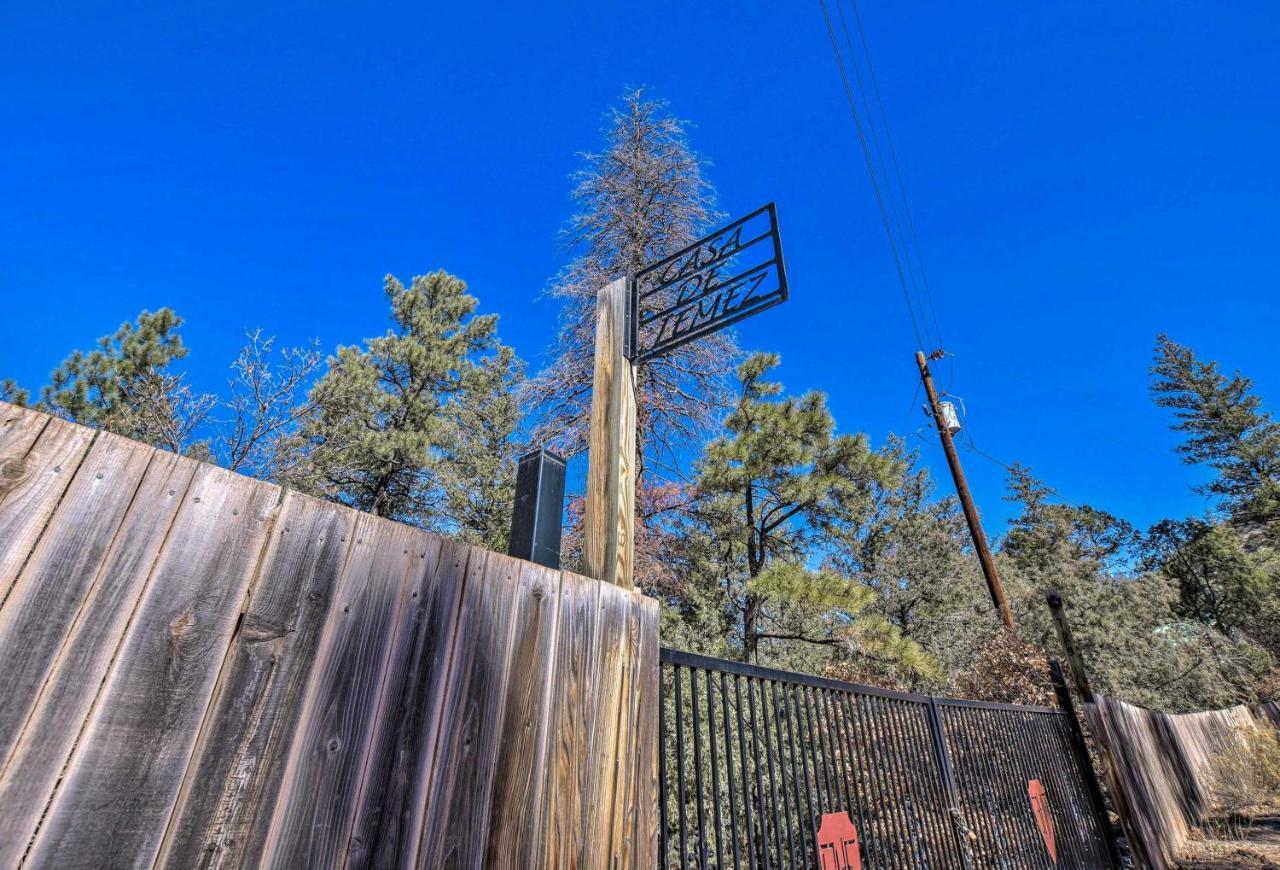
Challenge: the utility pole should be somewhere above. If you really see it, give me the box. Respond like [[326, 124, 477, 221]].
[[915, 351, 1015, 630]]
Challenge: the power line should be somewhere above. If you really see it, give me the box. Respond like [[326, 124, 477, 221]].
[[817, 0, 928, 352], [819, 0, 945, 357], [845, 0, 945, 351]]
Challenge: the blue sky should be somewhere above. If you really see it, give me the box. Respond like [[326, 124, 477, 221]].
[[3, 1, 1277, 533]]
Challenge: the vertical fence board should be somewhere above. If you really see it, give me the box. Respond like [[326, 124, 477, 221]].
[[156, 492, 357, 869], [344, 531, 457, 869], [0, 407, 662, 870], [0, 402, 47, 464], [0, 416, 95, 605], [416, 551, 524, 867], [0, 449, 194, 868], [483, 561, 564, 868], [0, 433, 154, 765], [613, 594, 660, 868], [539, 566, 601, 868], [260, 514, 420, 868], [23, 465, 279, 869]]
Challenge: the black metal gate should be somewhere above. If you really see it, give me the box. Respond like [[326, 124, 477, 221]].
[[659, 648, 1117, 869]]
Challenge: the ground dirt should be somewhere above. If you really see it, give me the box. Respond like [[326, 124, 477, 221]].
[[1176, 815, 1280, 869]]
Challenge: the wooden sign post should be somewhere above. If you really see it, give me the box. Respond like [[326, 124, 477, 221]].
[[582, 204, 789, 590], [582, 277, 637, 588]]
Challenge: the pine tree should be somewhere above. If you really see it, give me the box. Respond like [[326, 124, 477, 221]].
[[282, 271, 515, 526], [40, 308, 213, 452], [1151, 334, 1280, 525], [0, 380, 28, 406], [526, 88, 732, 471], [687, 352, 932, 681], [836, 438, 991, 687], [436, 345, 525, 551]]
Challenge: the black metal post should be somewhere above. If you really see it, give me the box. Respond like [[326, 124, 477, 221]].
[[925, 698, 973, 870], [1048, 659, 1125, 869], [507, 448, 566, 569]]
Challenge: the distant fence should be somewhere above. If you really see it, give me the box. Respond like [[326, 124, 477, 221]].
[[659, 649, 1117, 869], [0, 402, 658, 868], [1085, 695, 1280, 869]]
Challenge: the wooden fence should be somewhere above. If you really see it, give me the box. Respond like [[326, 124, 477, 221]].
[[0, 402, 659, 869], [1085, 695, 1280, 869]]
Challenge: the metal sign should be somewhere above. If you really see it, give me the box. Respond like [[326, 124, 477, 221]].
[[1028, 779, 1058, 864], [817, 811, 862, 870], [627, 202, 788, 363]]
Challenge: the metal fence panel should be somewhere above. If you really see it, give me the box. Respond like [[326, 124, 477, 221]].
[[659, 648, 1115, 870]]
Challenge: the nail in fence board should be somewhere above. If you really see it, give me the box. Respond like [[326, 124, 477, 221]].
[[156, 492, 358, 869], [24, 464, 280, 869], [0, 448, 194, 866]]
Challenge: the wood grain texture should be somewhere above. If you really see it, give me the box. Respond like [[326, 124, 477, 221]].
[[155, 492, 358, 870], [581, 277, 637, 589], [610, 593, 660, 868], [0, 448, 195, 868], [0, 415, 95, 607], [259, 513, 420, 869], [1085, 696, 1280, 870], [23, 464, 279, 870], [0, 406, 664, 870], [482, 561, 564, 868], [581, 581, 634, 865], [0, 432, 154, 765], [416, 550, 524, 868], [539, 568, 601, 868], [0, 401, 47, 468], [345, 535, 467, 870]]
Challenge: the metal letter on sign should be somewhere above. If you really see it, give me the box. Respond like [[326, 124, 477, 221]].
[[1028, 779, 1058, 864], [628, 202, 788, 364], [817, 811, 861, 870]]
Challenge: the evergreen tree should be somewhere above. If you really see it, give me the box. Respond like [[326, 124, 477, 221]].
[[282, 271, 515, 526], [836, 438, 991, 687], [436, 345, 525, 551], [526, 88, 732, 470], [684, 352, 932, 681], [40, 308, 213, 452], [1000, 464, 1270, 711], [1151, 334, 1280, 525], [0, 379, 28, 406]]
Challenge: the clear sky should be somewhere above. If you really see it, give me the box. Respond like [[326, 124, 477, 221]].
[[3, 1, 1277, 533]]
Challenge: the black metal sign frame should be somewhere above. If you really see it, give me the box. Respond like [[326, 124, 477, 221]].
[[627, 202, 788, 364]]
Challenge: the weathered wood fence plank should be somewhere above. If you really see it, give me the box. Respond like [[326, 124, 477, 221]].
[[156, 492, 357, 869], [260, 514, 422, 868], [0, 448, 194, 866], [483, 561, 564, 868], [0, 433, 155, 765], [344, 530, 451, 868], [23, 465, 279, 869], [0, 403, 660, 870], [0, 416, 95, 605], [539, 567, 601, 868], [1087, 695, 1280, 869], [417, 551, 525, 867]]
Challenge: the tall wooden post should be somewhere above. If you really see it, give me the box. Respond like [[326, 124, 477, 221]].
[[582, 277, 637, 589], [916, 351, 1015, 629], [1045, 590, 1094, 702]]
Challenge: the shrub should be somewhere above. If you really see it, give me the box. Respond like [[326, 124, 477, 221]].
[[1204, 723, 1280, 837]]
